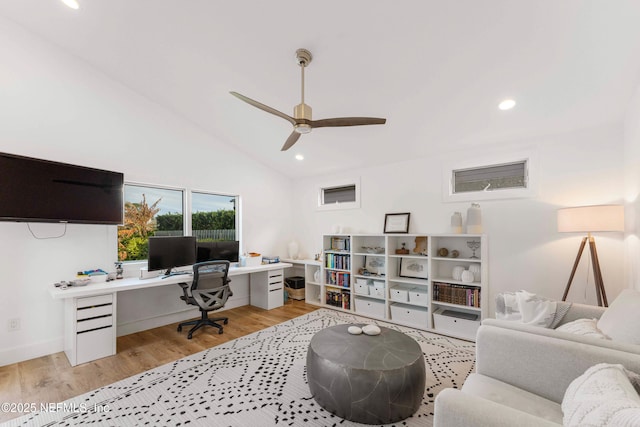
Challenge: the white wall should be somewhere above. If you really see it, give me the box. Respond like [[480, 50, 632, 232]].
[[0, 17, 293, 365], [291, 123, 626, 314], [624, 85, 640, 290]]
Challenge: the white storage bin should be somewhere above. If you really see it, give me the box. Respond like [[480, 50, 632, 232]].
[[354, 281, 370, 295], [389, 285, 411, 302], [408, 287, 429, 306], [370, 281, 385, 298], [433, 308, 480, 341], [390, 303, 428, 326], [354, 296, 385, 318]]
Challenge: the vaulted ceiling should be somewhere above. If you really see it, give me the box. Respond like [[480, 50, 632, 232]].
[[2, 1, 640, 177]]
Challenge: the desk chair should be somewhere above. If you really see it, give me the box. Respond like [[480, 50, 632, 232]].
[[177, 260, 232, 339]]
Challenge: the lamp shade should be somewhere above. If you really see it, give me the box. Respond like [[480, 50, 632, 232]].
[[557, 205, 624, 233]]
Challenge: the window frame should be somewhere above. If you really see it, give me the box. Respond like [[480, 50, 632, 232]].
[[317, 177, 361, 211], [442, 151, 536, 202], [119, 182, 241, 264]]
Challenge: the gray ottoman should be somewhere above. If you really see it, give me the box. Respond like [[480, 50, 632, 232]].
[[306, 324, 426, 424]]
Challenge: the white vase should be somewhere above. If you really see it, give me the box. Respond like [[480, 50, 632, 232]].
[[469, 264, 481, 282], [466, 203, 483, 234], [461, 270, 474, 283], [450, 212, 463, 234], [288, 241, 299, 260], [452, 266, 465, 281]]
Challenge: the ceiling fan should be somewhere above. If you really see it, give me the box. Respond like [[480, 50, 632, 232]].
[[230, 48, 386, 151]]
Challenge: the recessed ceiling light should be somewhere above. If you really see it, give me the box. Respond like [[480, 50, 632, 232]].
[[61, 0, 79, 10], [498, 99, 516, 110], [295, 154, 304, 161]]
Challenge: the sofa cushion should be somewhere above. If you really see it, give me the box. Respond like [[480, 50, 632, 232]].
[[555, 318, 610, 340], [462, 373, 563, 424], [598, 289, 640, 344], [562, 363, 640, 427]]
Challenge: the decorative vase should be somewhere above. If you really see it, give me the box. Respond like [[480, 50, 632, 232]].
[[469, 264, 481, 282], [461, 270, 474, 283], [466, 203, 483, 233], [452, 265, 465, 281], [288, 241, 299, 260], [450, 212, 463, 234]]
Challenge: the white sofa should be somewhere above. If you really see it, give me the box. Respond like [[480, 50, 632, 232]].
[[434, 290, 640, 426]]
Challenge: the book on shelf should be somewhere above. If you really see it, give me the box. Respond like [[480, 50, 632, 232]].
[[324, 253, 351, 270], [325, 271, 350, 287], [330, 237, 350, 251], [433, 282, 481, 307], [325, 289, 351, 310]]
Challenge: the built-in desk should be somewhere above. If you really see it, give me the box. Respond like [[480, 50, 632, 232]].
[[50, 263, 291, 366]]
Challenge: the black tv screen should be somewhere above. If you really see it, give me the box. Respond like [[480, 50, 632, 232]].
[[148, 236, 197, 275], [197, 241, 239, 263], [0, 152, 124, 224]]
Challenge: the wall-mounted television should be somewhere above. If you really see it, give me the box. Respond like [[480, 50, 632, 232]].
[[148, 236, 197, 276], [0, 152, 124, 225]]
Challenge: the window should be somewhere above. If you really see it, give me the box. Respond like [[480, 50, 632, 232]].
[[442, 153, 535, 202], [453, 161, 527, 193], [191, 192, 237, 242], [117, 184, 239, 262], [317, 178, 361, 210]]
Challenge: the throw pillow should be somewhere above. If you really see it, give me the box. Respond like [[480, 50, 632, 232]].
[[556, 318, 610, 340], [562, 363, 640, 427], [597, 289, 640, 345]]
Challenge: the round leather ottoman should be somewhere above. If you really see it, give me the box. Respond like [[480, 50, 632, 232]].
[[306, 324, 425, 424]]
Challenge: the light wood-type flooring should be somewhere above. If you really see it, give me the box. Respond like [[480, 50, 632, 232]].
[[0, 300, 318, 423]]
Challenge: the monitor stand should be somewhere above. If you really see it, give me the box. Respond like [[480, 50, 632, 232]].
[[161, 268, 192, 279]]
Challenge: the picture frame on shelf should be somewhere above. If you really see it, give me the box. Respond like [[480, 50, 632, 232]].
[[399, 257, 428, 280], [365, 256, 386, 276], [384, 212, 410, 233]]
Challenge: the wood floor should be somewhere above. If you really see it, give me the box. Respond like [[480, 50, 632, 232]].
[[0, 300, 318, 423]]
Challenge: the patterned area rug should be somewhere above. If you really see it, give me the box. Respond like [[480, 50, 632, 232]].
[[4, 309, 475, 427]]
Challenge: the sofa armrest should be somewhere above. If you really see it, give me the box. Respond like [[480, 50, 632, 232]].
[[475, 324, 640, 403], [557, 302, 606, 324], [434, 388, 559, 427]]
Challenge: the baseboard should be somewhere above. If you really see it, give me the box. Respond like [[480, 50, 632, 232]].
[[0, 337, 63, 367], [116, 296, 250, 336]]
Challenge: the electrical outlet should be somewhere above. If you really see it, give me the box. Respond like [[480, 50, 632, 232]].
[[8, 318, 20, 332]]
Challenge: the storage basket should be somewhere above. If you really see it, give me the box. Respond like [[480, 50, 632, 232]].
[[285, 286, 305, 301]]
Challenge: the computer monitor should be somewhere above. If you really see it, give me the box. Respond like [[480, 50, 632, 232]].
[[197, 241, 240, 263], [148, 236, 197, 276]]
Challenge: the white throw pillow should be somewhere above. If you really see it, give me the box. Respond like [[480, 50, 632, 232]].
[[556, 318, 610, 340], [597, 289, 640, 344], [562, 363, 640, 427]]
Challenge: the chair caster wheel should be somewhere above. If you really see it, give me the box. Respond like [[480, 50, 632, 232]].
[[223, 319, 229, 325], [177, 326, 182, 332], [187, 333, 193, 339], [218, 329, 223, 334]]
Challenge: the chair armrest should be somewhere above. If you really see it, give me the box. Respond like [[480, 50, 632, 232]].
[[476, 324, 640, 403], [178, 282, 190, 301], [434, 388, 559, 427]]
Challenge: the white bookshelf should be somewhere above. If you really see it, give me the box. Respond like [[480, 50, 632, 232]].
[[319, 233, 488, 341]]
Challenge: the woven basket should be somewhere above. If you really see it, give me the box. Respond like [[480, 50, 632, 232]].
[[285, 286, 305, 301]]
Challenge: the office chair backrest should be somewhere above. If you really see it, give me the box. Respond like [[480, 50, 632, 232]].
[[191, 260, 231, 311]]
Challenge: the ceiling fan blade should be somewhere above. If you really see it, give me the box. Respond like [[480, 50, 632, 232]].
[[281, 131, 302, 151], [230, 91, 296, 125], [310, 117, 386, 128]]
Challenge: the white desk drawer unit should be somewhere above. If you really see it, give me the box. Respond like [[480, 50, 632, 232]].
[[65, 293, 116, 366], [250, 269, 284, 310]]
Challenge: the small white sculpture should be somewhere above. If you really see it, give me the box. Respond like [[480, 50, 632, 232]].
[[362, 324, 381, 336], [348, 326, 363, 335]]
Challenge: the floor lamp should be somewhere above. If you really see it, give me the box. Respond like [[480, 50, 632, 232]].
[[557, 205, 624, 307]]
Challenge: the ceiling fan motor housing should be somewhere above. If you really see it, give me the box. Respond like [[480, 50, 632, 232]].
[[294, 103, 312, 134]]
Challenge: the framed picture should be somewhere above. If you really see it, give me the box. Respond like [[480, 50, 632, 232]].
[[365, 256, 385, 276], [384, 212, 410, 233], [399, 257, 428, 280]]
